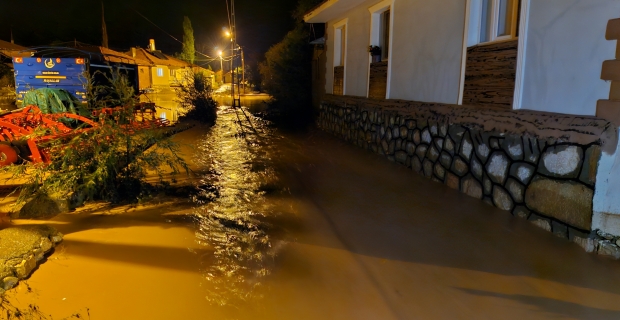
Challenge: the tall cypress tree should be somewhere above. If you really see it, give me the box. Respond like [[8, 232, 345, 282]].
[[180, 16, 195, 64]]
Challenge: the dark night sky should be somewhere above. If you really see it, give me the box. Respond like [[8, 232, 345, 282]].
[[0, 0, 299, 65]]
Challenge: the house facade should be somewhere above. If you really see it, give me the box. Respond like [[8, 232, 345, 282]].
[[306, 0, 620, 257]]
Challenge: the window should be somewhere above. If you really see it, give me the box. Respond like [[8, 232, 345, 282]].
[[157, 68, 164, 77], [333, 23, 347, 67], [170, 69, 176, 77], [381, 10, 390, 60], [369, 1, 391, 61], [471, 0, 520, 45]]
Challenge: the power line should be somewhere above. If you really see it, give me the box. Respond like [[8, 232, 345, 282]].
[[130, 7, 214, 59]]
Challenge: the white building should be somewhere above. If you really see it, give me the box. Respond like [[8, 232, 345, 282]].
[[306, 0, 620, 255]]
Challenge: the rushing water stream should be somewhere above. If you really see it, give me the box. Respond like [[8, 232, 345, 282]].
[[5, 104, 620, 319]]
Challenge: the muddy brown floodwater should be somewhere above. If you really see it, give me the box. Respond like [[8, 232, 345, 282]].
[[4, 106, 620, 319]]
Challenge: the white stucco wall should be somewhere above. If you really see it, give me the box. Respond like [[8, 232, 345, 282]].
[[389, 0, 465, 104], [325, 0, 376, 97], [520, 0, 620, 115], [324, 0, 465, 102]]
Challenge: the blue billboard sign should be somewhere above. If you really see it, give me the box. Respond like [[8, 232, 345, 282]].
[[13, 57, 88, 105]]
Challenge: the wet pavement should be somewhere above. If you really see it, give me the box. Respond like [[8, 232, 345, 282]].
[[4, 107, 620, 319]]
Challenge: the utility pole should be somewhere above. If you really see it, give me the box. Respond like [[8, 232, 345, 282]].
[[101, 2, 109, 48], [241, 48, 245, 94]]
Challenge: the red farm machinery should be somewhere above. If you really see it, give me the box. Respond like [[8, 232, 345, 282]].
[[0, 103, 169, 167]]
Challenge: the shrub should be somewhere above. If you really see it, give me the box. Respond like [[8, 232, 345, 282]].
[[176, 71, 218, 124]]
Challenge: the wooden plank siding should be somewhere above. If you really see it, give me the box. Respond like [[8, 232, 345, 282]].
[[463, 40, 518, 109], [333, 66, 344, 95], [368, 61, 388, 99]]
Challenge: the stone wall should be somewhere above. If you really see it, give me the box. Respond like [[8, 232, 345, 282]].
[[318, 95, 620, 257]]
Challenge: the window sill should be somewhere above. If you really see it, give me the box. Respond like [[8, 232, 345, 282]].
[[469, 37, 518, 48]]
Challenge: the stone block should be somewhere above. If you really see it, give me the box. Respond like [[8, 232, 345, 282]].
[[513, 205, 531, 219], [406, 120, 416, 129], [486, 151, 510, 185], [448, 125, 465, 148], [505, 178, 525, 203], [579, 145, 601, 186], [416, 144, 429, 160], [440, 152, 452, 168], [538, 145, 583, 179], [430, 122, 438, 136], [483, 174, 492, 196], [502, 136, 524, 161], [381, 140, 389, 153], [427, 146, 440, 162], [451, 156, 469, 177], [392, 127, 400, 139], [385, 128, 393, 141], [15, 254, 37, 279], [524, 176, 593, 230], [573, 236, 598, 253], [405, 142, 416, 156], [2, 276, 18, 290], [529, 213, 552, 232], [551, 221, 569, 239], [412, 156, 422, 174], [472, 131, 490, 163], [395, 139, 403, 151], [461, 175, 483, 199], [400, 126, 408, 139], [422, 128, 432, 144], [443, 137, 455, 155], [492, 185, 514, 211], [395, 151, 408, 165], [413, 130, 421, 145], [598, 241, 620, 259], [434, 163, 446, 180], [490, 137, 500, 149], [388, 140, 395, 155], [439, 123, 447, 137], [471, 156, 483, 180], [459, 131, 473, 161], [446, 172, 460, 190], [434, 138, 444, 152], [423, 159, 434, 177], [509, 162, 535, 185]]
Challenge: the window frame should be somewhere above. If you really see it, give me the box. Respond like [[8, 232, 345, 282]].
[[332, 18, 348, 95], [157, 67, 164, 77], [469, 0, 520, 47], [459, 0, 531, 110]]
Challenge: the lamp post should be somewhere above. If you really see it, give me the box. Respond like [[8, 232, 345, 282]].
[[218, 50, 223, 85]]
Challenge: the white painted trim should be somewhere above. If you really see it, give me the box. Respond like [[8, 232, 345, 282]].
[[333, 18, 349, 95], [385, 0, 394, 99], [459, 0, 473, 105], [513, 0, 530, 110], [367, 0, 393, 98], [304, 0, 339, 23]]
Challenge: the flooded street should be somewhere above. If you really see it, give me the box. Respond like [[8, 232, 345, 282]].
[[5, 106, 620, 319]]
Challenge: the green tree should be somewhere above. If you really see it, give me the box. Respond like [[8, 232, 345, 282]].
[[179, 16, 195, 64], [258, 0, 323, 129]]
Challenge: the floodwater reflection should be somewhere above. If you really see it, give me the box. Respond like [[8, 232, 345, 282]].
[[193, 106, 284, 306]]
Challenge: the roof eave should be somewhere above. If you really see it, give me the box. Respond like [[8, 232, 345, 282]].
[[303, 0, 338, 23]]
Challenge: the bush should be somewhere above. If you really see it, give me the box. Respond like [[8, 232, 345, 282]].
[[176, 71, 218, 124]]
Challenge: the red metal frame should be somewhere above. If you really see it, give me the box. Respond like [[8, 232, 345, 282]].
[[0, 104, 169, 166]]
